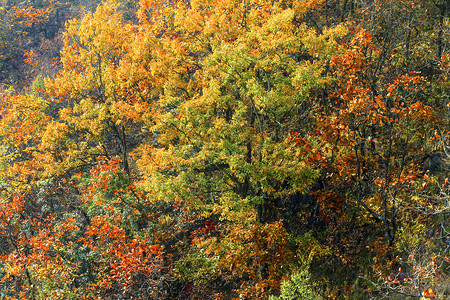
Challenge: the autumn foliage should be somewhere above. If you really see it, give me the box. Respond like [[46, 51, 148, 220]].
[[0, 0, 448, 299]]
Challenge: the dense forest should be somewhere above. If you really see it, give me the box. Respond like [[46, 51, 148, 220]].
[[0, 0, 448, 299]]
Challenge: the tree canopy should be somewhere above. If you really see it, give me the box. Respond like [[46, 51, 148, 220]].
[[0, 0, 448, 299]]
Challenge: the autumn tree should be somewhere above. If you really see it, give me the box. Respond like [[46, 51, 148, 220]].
[[0, 0, 448, 299], [0, 1, 163, 298], [300, 0, 450, 297], [41, 0, 349, 297]]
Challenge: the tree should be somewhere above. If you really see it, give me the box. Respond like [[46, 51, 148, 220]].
[[0, 0, 448, 298]]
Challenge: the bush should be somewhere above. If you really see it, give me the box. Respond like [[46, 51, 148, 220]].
[[269, 269, 323, 300]]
